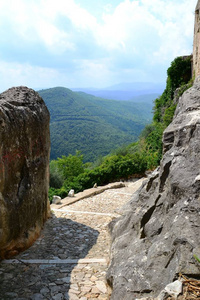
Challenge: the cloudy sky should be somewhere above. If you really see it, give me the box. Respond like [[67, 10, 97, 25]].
[[0, 0, 197, 92]]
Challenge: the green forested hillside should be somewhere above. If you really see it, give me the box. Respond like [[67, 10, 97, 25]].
[[38, 87, 153, 162]]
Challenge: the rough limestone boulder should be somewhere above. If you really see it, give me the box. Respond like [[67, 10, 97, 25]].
[[107, 79, 200, 299], [0, 86, 50, 259]]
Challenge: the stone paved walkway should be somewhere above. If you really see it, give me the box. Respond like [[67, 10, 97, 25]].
[[0, 179, 144, 300]]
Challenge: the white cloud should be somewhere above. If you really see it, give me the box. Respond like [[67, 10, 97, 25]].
[[151, 0, 195, 63], [0, 61, 66, 92], [0, 0, 96, 52], [35, 20, 75, 54], [96, 0, 195, 57], [0, 0, 197, 90]]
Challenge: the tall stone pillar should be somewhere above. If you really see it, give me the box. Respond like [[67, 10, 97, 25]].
[[0, 86, 50, 259]]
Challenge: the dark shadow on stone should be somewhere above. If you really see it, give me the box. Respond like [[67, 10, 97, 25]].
[[0, 213, 99, 299]]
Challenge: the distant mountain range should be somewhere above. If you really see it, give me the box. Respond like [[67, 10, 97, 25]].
[[72, 81, 165, 101], [38, 86, 157, 162]]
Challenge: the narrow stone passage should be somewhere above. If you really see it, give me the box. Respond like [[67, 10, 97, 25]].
[[0, 179, 144, 300]]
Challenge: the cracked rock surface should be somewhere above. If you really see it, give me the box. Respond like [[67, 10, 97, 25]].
[[106, 80, 200, 299]]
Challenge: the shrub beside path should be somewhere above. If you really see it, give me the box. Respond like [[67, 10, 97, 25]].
[[0, 178, 145, 300]]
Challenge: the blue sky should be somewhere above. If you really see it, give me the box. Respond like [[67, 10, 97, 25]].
[[0, 0, 197, 92]]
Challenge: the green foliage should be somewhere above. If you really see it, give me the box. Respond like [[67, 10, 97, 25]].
[[111, 144, 130, 156], [153, 56, 192, 124], [167, 56, 191, 94], [48, 150, 148, 200], [89, 156, 104, 169], [176, 79, 194, 98], [49, 160, 64, 189], [57, 150, 84, 180], [193, 254, 200, 263], [163, 105, 177, 126], [140, 124, 157, 139], [140, 121, 166, 169], [143, 123, 164, 168]]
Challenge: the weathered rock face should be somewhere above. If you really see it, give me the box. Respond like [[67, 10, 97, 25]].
[[0, 86, 50, 259], [107, 80, 200, 299]]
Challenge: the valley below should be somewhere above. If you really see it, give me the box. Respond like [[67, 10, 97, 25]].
[[38, 87, 153, 162]]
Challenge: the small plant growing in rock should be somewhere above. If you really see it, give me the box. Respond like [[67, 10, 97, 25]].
[[193, 254, 200, 263]]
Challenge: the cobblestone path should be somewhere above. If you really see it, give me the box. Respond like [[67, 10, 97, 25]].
[[0, 179, 144, 300]]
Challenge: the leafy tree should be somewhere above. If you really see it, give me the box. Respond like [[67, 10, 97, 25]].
[[57, 150, 84, 180], [167, 56, 191, 94], [153, 56, 192, 124]]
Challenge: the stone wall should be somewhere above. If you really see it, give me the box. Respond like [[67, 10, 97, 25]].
[[193, 0, 200, 77], [0, 86, 50, 259]]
